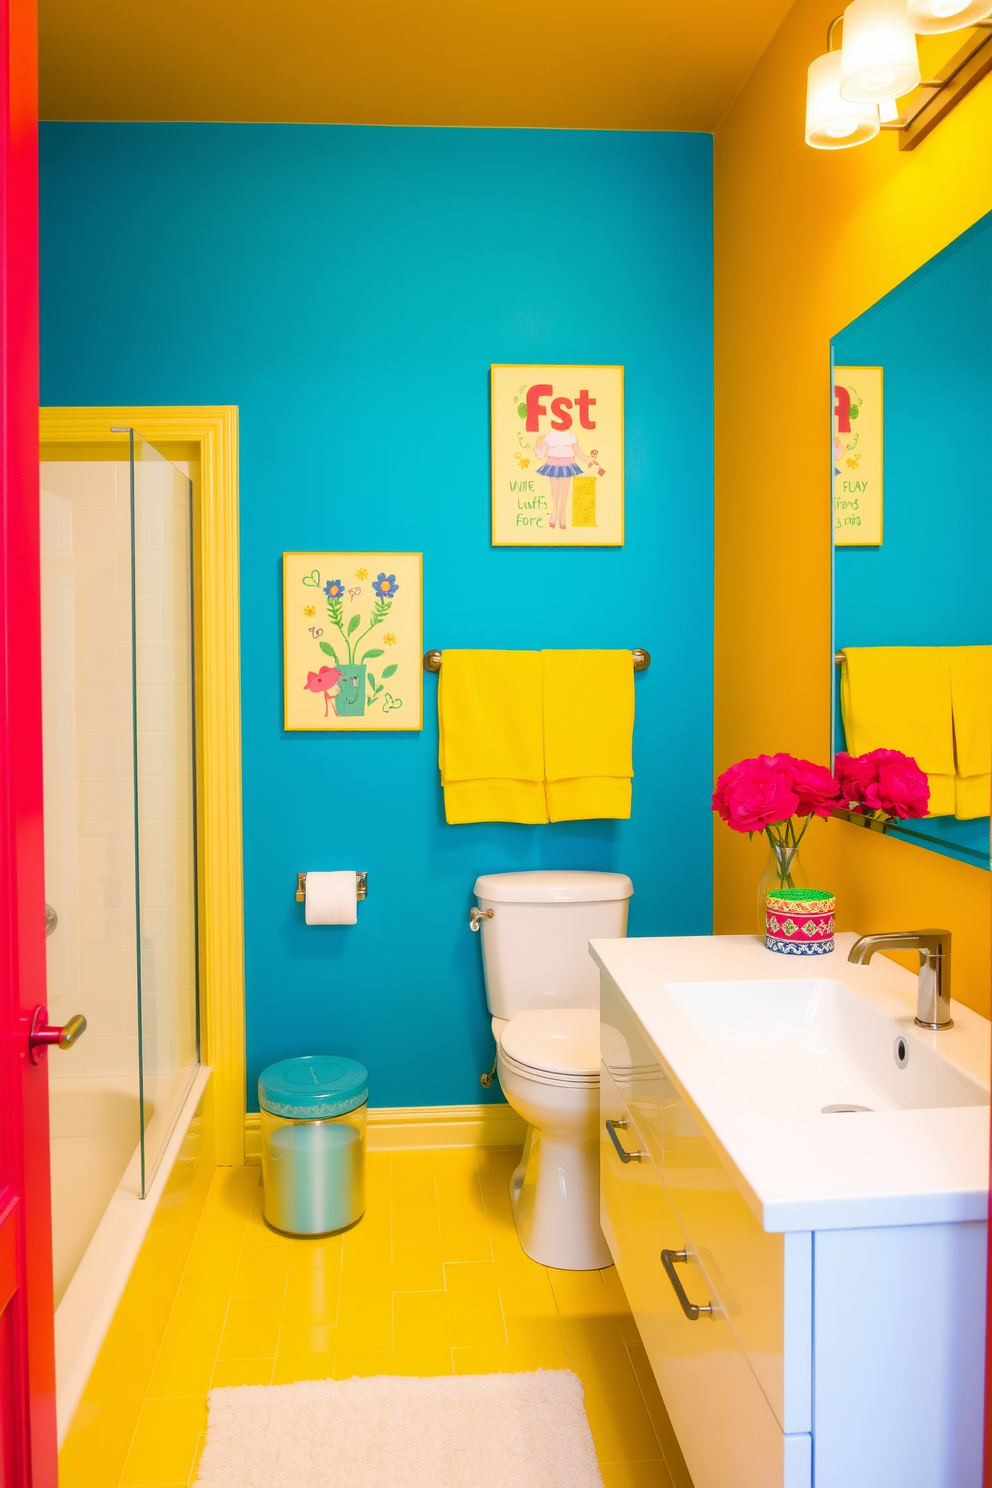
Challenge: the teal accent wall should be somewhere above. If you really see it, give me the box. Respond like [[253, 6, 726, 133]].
[[40, 123, 714, 1109], [833, 213, 992, 868]]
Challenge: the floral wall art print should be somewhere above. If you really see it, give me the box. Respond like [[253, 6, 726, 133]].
[[283, 552, 423, 731], [491, 364, 624, 546]]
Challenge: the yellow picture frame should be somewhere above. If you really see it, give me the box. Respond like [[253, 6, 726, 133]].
[[834, 365, 883, 547], [491, 364, 624, 546], [283, 551, 423, 731]]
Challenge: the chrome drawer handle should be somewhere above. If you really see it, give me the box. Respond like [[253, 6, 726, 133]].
[[605, 1118, 644, 1164], [661, 1248, 713, 1321]]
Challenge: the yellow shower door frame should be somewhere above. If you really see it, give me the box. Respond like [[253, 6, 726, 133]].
[[40, 406, 246, 1166]]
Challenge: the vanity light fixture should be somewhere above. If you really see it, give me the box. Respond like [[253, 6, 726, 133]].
[[806, 42, 881, 147], [907, 0, 992, 33], [840, 0, 922, 101], [805, 3, 992, 149]]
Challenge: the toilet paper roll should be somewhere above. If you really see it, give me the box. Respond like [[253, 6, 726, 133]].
[[304, 871, 358, 926]]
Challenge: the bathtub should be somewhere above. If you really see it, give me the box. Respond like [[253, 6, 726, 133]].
[[52, 1065, 210, 1443]]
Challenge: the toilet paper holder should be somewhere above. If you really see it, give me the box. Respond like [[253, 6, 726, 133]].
[[296, 871, 368, 903]]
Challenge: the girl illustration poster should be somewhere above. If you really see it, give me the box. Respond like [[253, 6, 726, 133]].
[[490, 364, 624, 547]]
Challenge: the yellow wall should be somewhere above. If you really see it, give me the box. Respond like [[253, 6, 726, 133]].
[[713, 0, 992, 1016]]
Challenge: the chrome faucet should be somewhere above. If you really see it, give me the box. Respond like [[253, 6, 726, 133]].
[[847, 930, 953, 1030]]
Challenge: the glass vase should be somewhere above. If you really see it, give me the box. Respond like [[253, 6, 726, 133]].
[[757, 836, 809, 931]]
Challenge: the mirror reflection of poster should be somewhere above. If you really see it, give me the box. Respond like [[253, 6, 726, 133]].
[[834, 366, 883, 546], [283, 551, 423, 731], [491, 364, 624, 546]]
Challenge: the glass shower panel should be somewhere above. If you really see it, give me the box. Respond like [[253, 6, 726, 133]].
[[41, 455, 142, 1301], [130, 432, 199, 1194]]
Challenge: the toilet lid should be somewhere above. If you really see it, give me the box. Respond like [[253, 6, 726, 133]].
[[500, 1009, 600, 1077]]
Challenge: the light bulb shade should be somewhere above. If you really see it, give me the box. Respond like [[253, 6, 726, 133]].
[[806, 51, 881, 148], [907, 0, 992, 33], [840, 0, 921, 101]]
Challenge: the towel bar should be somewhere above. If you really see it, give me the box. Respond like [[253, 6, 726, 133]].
[[423, 648, 651, 672]]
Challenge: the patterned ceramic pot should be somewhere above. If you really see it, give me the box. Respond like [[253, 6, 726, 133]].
[[765, 887, 836, 956]]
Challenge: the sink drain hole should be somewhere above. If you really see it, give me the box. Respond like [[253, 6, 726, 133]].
[[822, 1103, 873, 1114]]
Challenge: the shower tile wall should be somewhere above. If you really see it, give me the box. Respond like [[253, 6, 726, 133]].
[[40, 459, 195, 1087]]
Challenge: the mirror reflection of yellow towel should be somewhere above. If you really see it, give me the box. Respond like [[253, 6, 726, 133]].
[[839, 647, 955, 817], [950, 646, 992, 820], [571, 476, 597, 528]]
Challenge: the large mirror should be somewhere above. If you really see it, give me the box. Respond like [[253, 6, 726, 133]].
[[831, 211, 992, 869]]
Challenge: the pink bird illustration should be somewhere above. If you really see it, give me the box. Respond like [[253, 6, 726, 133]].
[[304, 664, 342, 717]]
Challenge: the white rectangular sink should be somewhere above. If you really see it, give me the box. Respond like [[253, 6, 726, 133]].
[[590, 932, 991, 1230], [667, 977, 988, 1118]]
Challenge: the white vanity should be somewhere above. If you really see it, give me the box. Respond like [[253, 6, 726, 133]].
[[593, 933, 990, 1488]]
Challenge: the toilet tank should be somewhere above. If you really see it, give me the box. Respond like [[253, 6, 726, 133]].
[[473, 870, 634, 1019]]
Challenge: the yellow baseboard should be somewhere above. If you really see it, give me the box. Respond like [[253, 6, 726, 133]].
[[243, 1103, 527, 1163]]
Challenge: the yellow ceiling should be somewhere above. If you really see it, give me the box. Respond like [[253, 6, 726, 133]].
[[39, 0, 798, 132]]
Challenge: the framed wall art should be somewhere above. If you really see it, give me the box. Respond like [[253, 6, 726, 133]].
[[834, 366, 883, 547], [283, 551, 423, 731], [491, 364, 624, 546]]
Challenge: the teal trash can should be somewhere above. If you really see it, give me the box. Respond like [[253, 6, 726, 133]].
[[258, 1055, 368, 1236]]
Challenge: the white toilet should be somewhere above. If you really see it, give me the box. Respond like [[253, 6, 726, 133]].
[[473, 869, 634, 1270]]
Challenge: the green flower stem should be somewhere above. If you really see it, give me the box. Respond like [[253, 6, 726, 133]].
[[351, 599, 392, 659]]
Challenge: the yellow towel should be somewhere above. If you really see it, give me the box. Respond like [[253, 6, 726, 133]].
[[543, 650, 634, 821], [950, 646, 992, 820], [438, 650, 547, 824], [840, 647, 955, 817]]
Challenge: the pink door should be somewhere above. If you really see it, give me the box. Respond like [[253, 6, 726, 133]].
[[0, 0, 58, 1480]]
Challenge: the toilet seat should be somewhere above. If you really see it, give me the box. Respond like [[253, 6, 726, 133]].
[[498, 1009, 600, 1088]]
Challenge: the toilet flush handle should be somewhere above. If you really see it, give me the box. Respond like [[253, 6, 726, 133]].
[[469, 908, 494, 932]]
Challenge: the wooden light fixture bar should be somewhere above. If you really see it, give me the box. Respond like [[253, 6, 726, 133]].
[[882, 23, 992, 150]]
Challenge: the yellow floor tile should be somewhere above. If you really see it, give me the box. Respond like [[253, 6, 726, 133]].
[[167, 1273, 231, 1335], [561, 1315, 638, 1390], [272, 1323, 337, 1384], [334, 1275, 394, 1350], [332, 1349, 395, 1378], [392, 1346, 454, 1376], [549, 1266, 629, 1317], [118, 1398, 206, 1486], [444, 1261, 506, 1348], [583, 1383, 665, 1466], [64, 1145, 679, 1486], [436, 1211, 494, 1264], [390, 1238, 447, 1291], [145, 1329, 220, 1399], [387, 1151, 440, 1196], [216, 1294, 285, 1360], [392, 1288, 449, 1352], [210, 1357, 276, 1388], [497, 1261, 559, 1319], [391, 1193, 440, 1241], [282, 1263, 341, 1325], [231, 1245, 290, 1297]]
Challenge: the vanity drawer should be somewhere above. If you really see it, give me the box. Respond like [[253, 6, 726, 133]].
[[601, 970, 666, 1169], [663, 1076, 811, 1435], [601, 1068, 810, 1488]]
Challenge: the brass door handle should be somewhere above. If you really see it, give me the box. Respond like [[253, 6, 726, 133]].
[[661, 1248, 714, 1320], [28, 1007, 87, 1064], [605, 1118, 644, 1164]]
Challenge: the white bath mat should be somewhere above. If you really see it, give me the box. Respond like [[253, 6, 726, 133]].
[[196, 1369, 603, 1488]]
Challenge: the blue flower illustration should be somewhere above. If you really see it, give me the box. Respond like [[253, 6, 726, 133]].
[[324, 578, 345, 600], [373, 573, 400, 601]]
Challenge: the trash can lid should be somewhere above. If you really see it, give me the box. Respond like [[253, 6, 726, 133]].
[[258, 1055, 369, 1119]]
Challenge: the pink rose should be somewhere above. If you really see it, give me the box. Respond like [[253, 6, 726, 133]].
[[861, 748, 930, 819], [712, 754, 800, 834], [834, 751, 877, 813], [789, 757, 843, 819]]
